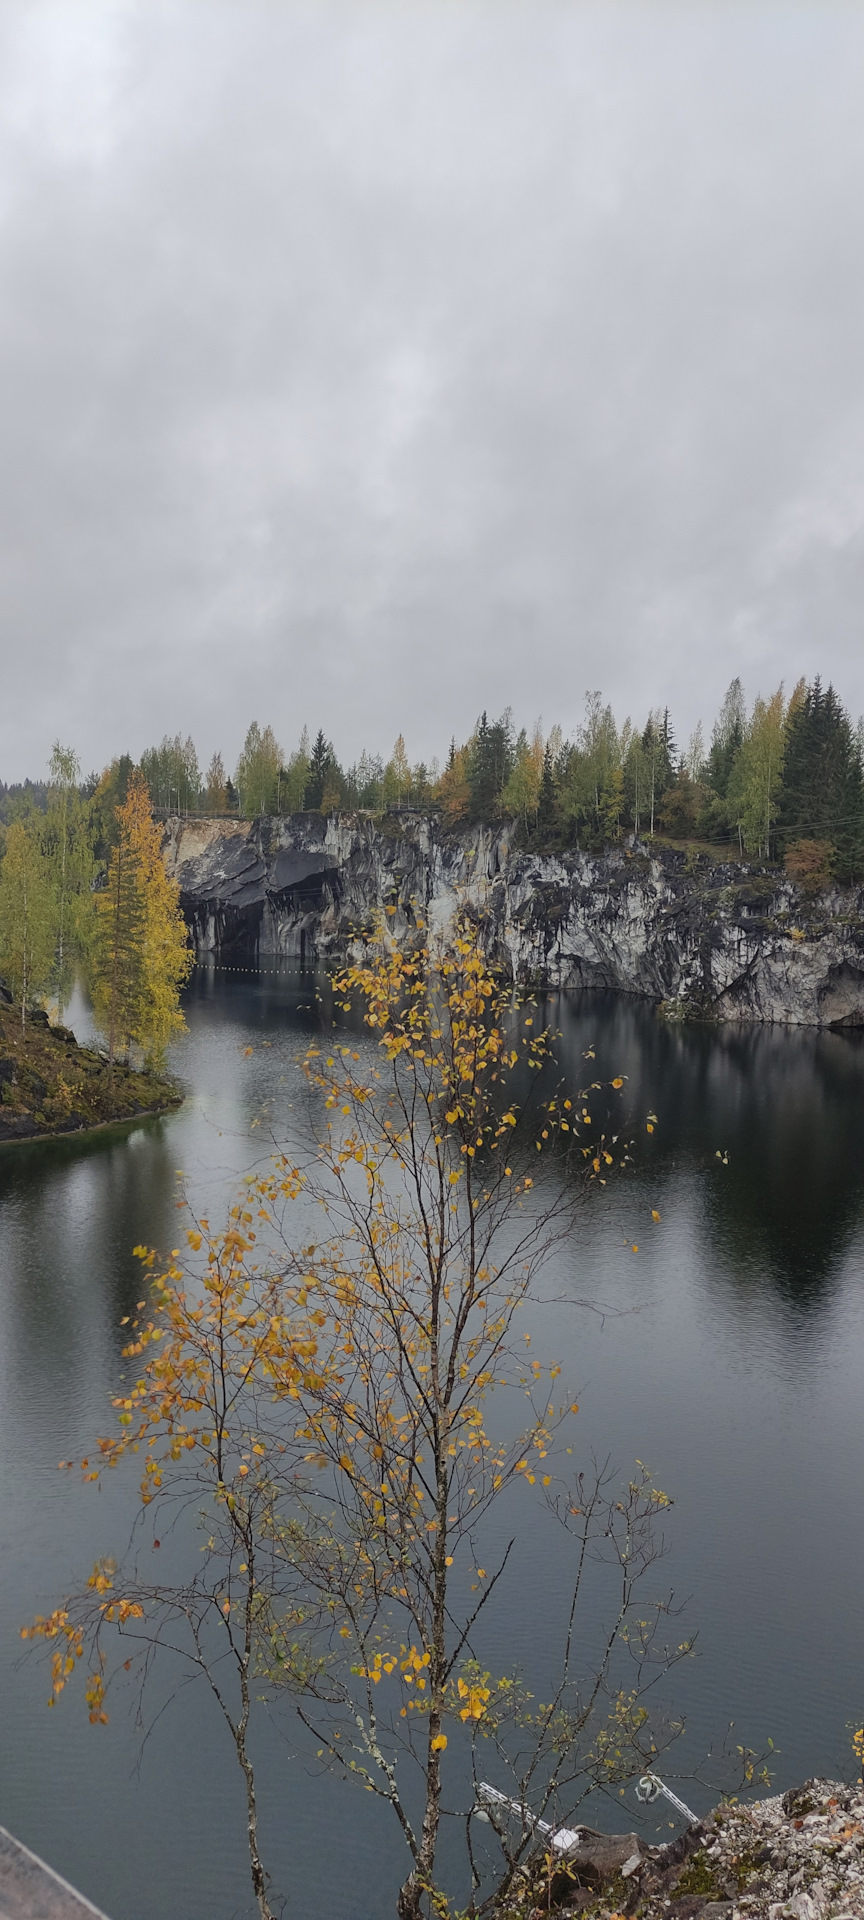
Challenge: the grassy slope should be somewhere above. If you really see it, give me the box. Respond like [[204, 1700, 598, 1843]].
[[0, 1001, 182, 1144]]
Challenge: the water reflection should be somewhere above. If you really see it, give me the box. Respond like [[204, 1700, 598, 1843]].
[[0, 972, 862, 1920], [547, 995, 864, 1301]]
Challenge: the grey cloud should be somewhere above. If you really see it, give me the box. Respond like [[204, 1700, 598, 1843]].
[[2, 1, 864, 782]]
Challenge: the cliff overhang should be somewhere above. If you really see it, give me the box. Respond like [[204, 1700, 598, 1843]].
[[162, 814, 864, 1030]]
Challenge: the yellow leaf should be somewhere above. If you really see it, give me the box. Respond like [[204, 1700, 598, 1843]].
[[431, 1733, 447, 1751], [651, 1209, 660, 1222]]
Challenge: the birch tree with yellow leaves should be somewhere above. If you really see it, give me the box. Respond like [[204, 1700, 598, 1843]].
[[25, 920, 687, 1920]]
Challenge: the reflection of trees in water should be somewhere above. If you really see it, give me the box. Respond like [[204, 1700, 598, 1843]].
[[183, 961, 377, 1148], [548, 992, 864, 1303], [183, 960, 329, 1032], [185, 970, 864, 1303], [0, 1116, 179, 1433]]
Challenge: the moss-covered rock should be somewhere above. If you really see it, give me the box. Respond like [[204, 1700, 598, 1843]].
[[0, 1002, 182, 1146]]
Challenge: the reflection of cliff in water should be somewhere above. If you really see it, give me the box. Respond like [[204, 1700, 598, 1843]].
[[548, 992, 864, 1302], [181, 960, 375, 1149], [181, 969, 864, 1303]]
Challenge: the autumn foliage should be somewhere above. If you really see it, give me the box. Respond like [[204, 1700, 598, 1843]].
[[24, 920, 684, 1920], [90, 770, 191, 1067]]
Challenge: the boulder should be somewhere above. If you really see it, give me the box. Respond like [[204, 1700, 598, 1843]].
[[0, 1114, 38, 1139]]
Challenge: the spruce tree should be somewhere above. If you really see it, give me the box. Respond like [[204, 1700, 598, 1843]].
[[778, 679, 864, 881], [536, 743, 557, 837], [468, 710, 514, 819], [304, 730, 335, 810], [705, 678, 746, 799]]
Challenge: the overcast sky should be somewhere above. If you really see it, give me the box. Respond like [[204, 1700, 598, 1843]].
[[2, 2, 864, 783]]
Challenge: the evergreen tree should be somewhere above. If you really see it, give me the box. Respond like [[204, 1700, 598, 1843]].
[[411, 759, 432, 806], [304, 730, 337, 811], [661, 706, 676, 770], [91, 756, 134, 859], [91, 772, 191, 1070], [536, 743, 557, 836], [705, 678, 746, 800], [640, 710, 675, 835], [467, 710, 514, 818], [778, 679, 864, 881], [659, 767, 700, 839]]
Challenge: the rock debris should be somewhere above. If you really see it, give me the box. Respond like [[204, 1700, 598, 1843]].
[[498, 1779, 864, 1920]]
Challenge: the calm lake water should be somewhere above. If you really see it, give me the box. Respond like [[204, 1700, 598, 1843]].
[[1, 967, 863, 1920]]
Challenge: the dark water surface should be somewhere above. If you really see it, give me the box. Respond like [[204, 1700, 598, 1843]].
[[1, 968, 863, 1920]]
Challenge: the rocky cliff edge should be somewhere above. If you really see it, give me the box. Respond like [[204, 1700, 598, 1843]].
[[162, 813, 864, 1029], [494, 1777, 864, 1919]]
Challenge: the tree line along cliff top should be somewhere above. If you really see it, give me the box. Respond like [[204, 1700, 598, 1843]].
[[3, 674, 864, 885]]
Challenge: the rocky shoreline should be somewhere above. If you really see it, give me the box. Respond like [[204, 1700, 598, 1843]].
[[497, 1778, 864, 1920], [162, 812, 864, 1029], [0, 992, 182, 1145]]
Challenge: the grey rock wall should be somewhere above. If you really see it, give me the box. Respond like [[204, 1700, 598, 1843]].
[[162, 813, 864, 1029]]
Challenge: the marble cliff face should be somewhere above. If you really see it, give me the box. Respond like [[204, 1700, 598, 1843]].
[[162, 812, 864, 1029]]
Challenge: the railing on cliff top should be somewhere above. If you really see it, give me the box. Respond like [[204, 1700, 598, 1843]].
[[153, 804, 441, 822], [0, 1827, 112, 1919]]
